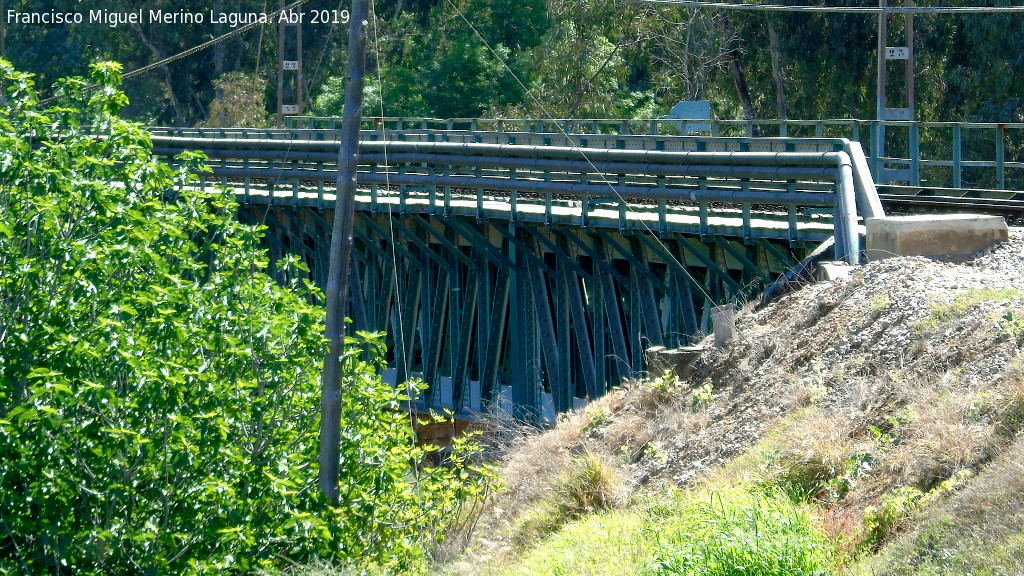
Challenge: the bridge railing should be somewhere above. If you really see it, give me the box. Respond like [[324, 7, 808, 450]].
[[150, 133, 877, 264], [277, 116, 1024, 194]]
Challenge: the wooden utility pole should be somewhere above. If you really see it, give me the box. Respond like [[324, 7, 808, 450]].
[[320, 0, 370, 504]]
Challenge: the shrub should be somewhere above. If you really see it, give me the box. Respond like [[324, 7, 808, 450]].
[[201, 71, 269, 127], [755, 411, 864, 504], [0, 61, 488, 575], [860, 471, 972, 551]]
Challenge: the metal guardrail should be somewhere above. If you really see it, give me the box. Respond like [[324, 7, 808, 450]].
[[150, 132, 880, 264], [280, 116, 1024, 193]]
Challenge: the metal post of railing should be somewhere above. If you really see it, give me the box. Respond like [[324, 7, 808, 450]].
[[834, 154, 860, 265], [909, 122, 920, 185], [870, 121, 881, 181], [953, 124, 963, 188], [996, 125, 1006, 190]]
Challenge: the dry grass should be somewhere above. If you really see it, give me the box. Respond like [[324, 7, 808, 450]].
[[855, 435, 1024, 575], [748, 409, 860, 501], [512, 448, 627, 548], [991, 354, 1024, 437], [886, 385, 997, 489]]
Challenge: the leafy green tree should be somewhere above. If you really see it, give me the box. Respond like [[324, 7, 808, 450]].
[[201, 71, 270, 127], [523, 0, 660, 119], [0, 61, 490, 575]]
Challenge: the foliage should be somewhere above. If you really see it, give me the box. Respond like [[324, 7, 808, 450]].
[[689, 382, 714, 411], [313, 75, 385, 118], [645, 370, 682, 399], [201, 72, 269, 128], [861, 471, 972, 551], [0, 61, 491, 575], [645, 488, 835, 576], [999, 310, 1024, 344]]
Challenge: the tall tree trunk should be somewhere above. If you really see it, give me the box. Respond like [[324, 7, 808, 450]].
[[392, 0, 404, 19], [1, 0, 6, 105], [723, 13, 757, 135], [729, 50, 756, 126], [131, 23, 186, 126], [214, 0, 225, 79], [768, 21, 787, 120], [1, 0, 6, 60]]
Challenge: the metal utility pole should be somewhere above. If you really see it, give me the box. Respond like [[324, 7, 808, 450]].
[[320, 0, 370, 504], [875, 0, 915, 183]]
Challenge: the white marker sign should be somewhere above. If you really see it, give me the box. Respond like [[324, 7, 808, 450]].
[[886, 47, 910, 60]]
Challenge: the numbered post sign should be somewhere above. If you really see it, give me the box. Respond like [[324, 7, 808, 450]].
[[282, 61, 299, 71], [280, 104, 300, 115], [886, 47, 910, 60]]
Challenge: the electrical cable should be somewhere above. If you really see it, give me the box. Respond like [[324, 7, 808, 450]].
[[367, 0, 413, 390], [619, 0, 1024, 14], [38, 0, 312, 107], [442, 0, 722, 309], [305, 0, 353, 110]]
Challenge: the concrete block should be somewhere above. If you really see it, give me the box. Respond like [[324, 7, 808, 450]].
[[866, 215, 1009, 261], [711, 304, 736, 347], [645, 345, 709, 380], [817, 261, 854, 281]]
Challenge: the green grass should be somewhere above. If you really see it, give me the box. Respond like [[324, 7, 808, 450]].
[[644, 488, 835, 576], [497, 511, 649, 576], [919, 288, 1024, 332], [495, 485, 837, 576]]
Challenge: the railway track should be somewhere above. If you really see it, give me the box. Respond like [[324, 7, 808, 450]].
[[878, 185, 1024, 225]]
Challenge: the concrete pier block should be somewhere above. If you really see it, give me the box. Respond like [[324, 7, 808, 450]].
[[711, 304, 736, 347], [865, 215, 1009, 261], [817, 261, 854, 281], [646, 345, 709, 380]]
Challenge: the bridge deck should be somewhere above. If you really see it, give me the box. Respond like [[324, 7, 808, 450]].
[[218, 183, 838, 243]]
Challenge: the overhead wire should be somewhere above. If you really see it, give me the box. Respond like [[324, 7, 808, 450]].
[[38, 0, 313, 107], [442, 0, 722, 310], [619, 0, 1024, 13], [366, 0, 413, 390]]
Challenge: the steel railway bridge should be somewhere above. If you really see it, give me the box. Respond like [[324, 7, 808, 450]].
[[149, 116, 1024, 423]]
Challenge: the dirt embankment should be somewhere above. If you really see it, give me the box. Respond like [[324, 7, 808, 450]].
[[455, 229, 1024, 572]]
